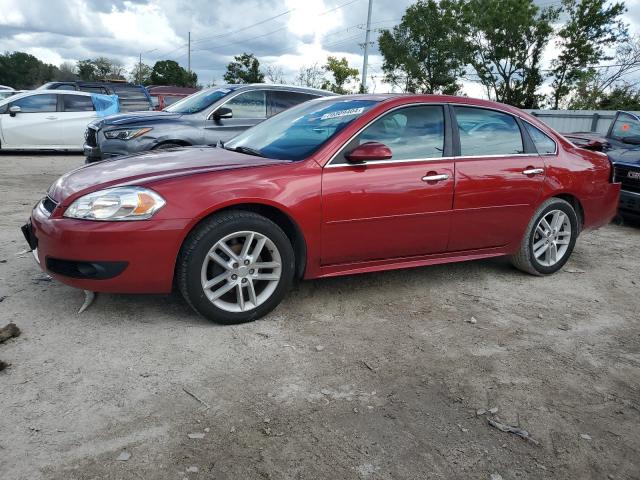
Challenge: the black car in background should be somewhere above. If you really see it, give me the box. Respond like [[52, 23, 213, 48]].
[[83, 84, 334, 163], [566, 111, 640, 220], [38, 81, 153, 112]]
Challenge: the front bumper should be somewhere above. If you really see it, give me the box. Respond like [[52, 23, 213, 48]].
[[24, 200, 190, 293], [619, 189, 640, 215]]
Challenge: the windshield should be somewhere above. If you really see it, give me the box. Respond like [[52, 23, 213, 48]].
[[225, 98, 379, 161], [164, 87, 233, 114]]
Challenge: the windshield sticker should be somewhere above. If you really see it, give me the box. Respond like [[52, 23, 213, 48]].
[[320, 107, 365, 120]]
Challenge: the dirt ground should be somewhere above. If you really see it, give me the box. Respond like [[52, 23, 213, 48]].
[[0, 153, 639, 480]]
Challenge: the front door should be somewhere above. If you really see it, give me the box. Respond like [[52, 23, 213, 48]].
[[321, 105, 454, 265], [449, 106, 545, 251], [204, 90, 267, 145], [0, 94, 60, 148]]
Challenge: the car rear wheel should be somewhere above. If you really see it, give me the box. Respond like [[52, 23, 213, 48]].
[[176, 211, 295, 324], [510, 198, 579, 276]]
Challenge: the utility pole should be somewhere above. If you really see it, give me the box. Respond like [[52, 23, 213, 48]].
[[361, 0, 373, 92], [188, 31, 191, 73], [138, 53, 142, 84]]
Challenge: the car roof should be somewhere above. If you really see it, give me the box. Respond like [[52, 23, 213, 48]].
[[207, 83, 335, 96]]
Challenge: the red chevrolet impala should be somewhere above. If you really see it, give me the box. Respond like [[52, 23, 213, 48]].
[[23, 95, 620, 324]]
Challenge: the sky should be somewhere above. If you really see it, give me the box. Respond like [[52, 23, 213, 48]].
[[1, 0, 639, 96]]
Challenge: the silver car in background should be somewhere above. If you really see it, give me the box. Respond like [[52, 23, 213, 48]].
[[83, 84, 334, 163]]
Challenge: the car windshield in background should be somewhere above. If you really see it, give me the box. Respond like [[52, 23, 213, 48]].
[[225, 98, 379, 161], [164, 88, 233, 114]]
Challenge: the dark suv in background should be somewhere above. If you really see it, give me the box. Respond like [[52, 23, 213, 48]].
[[83, 84, 334, 163], [38, 81, 153, 112]]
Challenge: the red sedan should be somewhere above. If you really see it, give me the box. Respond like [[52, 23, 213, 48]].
[[23, 95, 620, 324]]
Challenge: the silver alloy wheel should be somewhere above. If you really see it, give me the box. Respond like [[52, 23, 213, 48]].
[[532, 209, 572, 267], [200, 230, 282, 313]]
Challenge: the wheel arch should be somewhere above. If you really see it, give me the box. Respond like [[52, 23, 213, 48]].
[[552, 193, 585, 231], [177, 202, 308, 281], [153, 139, 191, 148]]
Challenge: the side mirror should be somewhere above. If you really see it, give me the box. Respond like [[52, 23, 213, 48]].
[[583, 139, 606, 151], [214, 107, 233, 120], [622, 135, 640, 145], [345, 142, 392, 164], [9, 105, 21, 117]]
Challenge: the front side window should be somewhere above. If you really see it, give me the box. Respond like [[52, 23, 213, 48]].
[[455, 106, 524, 156], [524, 122, 556, 154], [225, 90, 267, 119], [165, 88, 232, 114], [63, 95, 95, 112], [10, 94, 57, 113], [224, 98, 379, 161], [334, 105, 445, 164], [611, 112, 640, 140]]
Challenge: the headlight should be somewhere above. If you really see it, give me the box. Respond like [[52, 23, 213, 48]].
[[103, 127, 152, 140], [64, 187, 165, 221]]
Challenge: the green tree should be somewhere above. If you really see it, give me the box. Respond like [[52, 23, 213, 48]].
[[223, 53, 264, 84], [378, 0, 468, 94], [76, 57, 125, 81], [465, 0, 559, 108], [129, 62, 153, 85], [76, 59, 97, 81], [149, 60, 197, 87], [55, 61, 78, 81], [322, 56, 359, 94], [550, 0, 627, 109], [0, 51, 59, 89]]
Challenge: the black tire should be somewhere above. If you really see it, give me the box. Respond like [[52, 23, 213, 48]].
[[176, 211, 295, 324], [510, 198, 579, 276]]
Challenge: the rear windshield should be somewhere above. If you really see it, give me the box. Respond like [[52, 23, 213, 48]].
[[165, 88, 232, 114], [225, 98, 379, 161]]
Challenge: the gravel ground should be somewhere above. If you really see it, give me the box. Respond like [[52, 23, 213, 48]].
[[0, 153, 639, 480]]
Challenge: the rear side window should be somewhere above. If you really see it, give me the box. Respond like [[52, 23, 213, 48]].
[[524, 122, 556, 154], [270, 91, 318, 115], [225, 91, 267, 119], [455, 106, 524, 156], [334, 105, 445, 164], [11, 94, 57, 113], [63, 95, 95, 112]]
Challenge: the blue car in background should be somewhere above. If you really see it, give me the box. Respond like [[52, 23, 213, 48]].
[[566, 111, 640, 220]]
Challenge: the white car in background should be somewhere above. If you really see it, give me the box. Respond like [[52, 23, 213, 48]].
[[0, 90, 99, 151]]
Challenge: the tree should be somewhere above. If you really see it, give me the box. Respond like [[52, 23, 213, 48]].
[[129, 62, 153, 85], [295, 63, 326, 89], [149, 60, 197, 87], [550, 0, 627, 109], [223, 53, 264, 84], [56, 61, 78, 81], [567, 36, 640, 109], [322, 56, 359, 94], [378, 0, 469, 95], [465, 0, 559, 108], [0, 51, 59, 89], [265, 65, 286, 84], [76, 57, 126, 81]]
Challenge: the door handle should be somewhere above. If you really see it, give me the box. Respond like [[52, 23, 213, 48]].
[[522, 168, 544, 175], [422, 174, 449, 182], [45, 116, 58, 120]]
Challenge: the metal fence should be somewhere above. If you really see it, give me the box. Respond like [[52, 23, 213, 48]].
[[524, 110, 640, 134]]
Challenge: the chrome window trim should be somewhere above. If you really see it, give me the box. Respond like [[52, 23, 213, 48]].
[[326, 102, 448, 168]]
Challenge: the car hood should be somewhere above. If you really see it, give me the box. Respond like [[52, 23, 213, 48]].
[[91, 111, 183, 128], [48, 147, 288, 204], [607, 146, 640, 167]]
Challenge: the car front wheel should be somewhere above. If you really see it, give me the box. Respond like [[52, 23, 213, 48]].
[[177, 211, 295, 324], [510, 198, 579, 276]]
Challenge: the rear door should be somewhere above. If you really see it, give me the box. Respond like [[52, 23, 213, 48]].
[[321, 104, 454, 265], [204, 90, 267, 144], [449, 106, 545, 251], [0, 94, 60, 148], [57, 94, 98, 148]]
